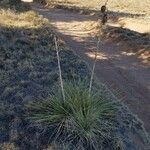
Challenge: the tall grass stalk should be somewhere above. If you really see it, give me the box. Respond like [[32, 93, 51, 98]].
[[54, 35, 65, 101], [89, 37, 100, 94], [89, 19, 102, 95]]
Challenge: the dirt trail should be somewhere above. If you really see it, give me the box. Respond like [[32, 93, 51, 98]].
[[32, 5, 150, 133]]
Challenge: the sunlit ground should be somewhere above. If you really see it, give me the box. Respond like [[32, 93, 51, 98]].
[[21, 0, 33, 2]]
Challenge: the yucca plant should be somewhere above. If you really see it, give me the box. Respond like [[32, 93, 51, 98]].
[[27, 81, 118, 149], [26, 25, 119, 149]]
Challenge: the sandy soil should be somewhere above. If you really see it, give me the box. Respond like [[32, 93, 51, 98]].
[[21, 0, 33, 2], [32, 4, 150, 134]]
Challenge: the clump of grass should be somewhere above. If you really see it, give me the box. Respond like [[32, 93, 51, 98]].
[[0, 9, 49, 28], [27, 81, 118, 149]]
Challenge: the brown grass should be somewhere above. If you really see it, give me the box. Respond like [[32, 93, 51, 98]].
[[46, 0, 150, 15], [0, 9, 49, 28]]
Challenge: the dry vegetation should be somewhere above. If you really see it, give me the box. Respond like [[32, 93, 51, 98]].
[[43, 0, 150, 61], [46, 0, 150, 15], [0, 10, 47, 28], [0, 1, 150, 150]]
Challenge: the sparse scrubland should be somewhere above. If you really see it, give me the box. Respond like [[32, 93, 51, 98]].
[[0, 1, 149, 150]]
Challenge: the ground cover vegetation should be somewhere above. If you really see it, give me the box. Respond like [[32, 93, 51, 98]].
[[0, 1, 149, 150]]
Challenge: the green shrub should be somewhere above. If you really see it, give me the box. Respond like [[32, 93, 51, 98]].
[[27, 81, 118, 149]]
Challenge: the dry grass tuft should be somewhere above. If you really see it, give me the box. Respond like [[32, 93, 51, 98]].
[[0, 9, 49, 28]]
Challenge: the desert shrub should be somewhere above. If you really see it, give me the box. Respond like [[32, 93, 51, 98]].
[[27, 81, 118, 150]]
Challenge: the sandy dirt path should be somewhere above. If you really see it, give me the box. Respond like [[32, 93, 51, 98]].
[[32, 5, 150, 133]]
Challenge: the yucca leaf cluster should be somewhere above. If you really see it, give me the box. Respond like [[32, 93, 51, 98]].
[[27, 82, 118, 149]]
